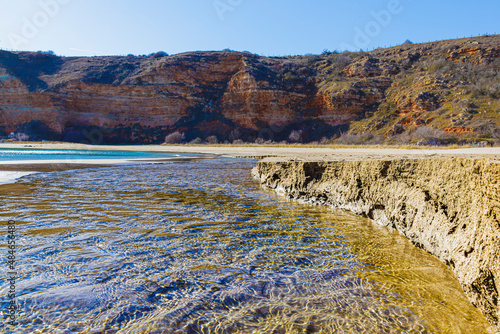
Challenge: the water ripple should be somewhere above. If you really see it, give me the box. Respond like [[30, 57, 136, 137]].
[[0, 159, 490, 333]]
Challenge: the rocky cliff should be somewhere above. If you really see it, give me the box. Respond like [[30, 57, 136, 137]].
[[253, 158, 500, 329], [0, 35, 499, 144]]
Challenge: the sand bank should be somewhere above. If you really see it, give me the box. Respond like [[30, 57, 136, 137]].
[[1, 142, 500, 161]]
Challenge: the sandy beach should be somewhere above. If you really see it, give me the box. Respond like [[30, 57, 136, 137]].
[[1, 142, 500, 163]]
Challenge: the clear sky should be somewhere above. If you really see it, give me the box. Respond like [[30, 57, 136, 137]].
[[0, 0, 498, 57]]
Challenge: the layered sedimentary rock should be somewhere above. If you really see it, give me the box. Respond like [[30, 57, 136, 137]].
[[0, 35, 499, 144], [253, 158, 500, 329], [0, 51, 351, 143]]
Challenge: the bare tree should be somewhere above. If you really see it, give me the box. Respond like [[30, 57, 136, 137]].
[[288, 130, 303, 143], [189, 137, 203, 144], [228, 128, 241, 142], [206, 135, 218, 144], [164, 132, 185, 144]]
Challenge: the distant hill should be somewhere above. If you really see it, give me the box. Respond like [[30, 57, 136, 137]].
[[0, 35, 499, 145]]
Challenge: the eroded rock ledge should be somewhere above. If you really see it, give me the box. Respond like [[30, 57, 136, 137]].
[[253, 158, 500, 328]]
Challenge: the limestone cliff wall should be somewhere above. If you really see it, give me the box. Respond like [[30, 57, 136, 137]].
[[253, 158, 500, 328]]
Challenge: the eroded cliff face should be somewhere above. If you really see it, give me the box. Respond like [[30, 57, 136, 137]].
[[253, 158, 500, 329], [0, 51, 351, 143], [0, 35, 499, 144]]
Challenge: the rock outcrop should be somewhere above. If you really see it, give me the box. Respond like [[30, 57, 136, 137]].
[[253, 158, 500, 329], [0, 35, 499, 144]]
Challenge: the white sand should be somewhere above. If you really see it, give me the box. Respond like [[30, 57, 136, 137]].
[[0, 171, 37, 185], [1, 142, 499, 162]]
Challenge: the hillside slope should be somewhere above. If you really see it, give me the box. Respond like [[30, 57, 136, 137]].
[[0, 35, 499, 144]]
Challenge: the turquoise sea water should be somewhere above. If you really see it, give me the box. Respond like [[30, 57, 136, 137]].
[[0, 148, 190, 161]]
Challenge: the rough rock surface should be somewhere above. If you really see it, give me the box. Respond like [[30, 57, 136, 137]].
[[0, 35, 499, 144], [253, 158, 500, 329]]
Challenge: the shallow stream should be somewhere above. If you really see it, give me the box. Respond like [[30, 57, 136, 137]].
[[0, 158, 490, 333]]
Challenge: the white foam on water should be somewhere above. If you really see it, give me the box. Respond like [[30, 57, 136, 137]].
[[0, 171, 37, 185]]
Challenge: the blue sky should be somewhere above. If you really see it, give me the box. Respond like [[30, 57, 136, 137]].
[[0, 0, 498, 57]]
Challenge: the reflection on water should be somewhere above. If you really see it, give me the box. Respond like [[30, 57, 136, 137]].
[[0, 159, 491, 333]]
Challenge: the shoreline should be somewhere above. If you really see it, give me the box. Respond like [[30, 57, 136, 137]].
[[0, 155, 207, 185], [1, 142, 500, 161], [0, 156, 206, 167], [1, 143, 499, 188]]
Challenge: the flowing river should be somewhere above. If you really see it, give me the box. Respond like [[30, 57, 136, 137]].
[[0, 157, 491, 333]]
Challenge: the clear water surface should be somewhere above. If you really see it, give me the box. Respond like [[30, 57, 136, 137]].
[[0, 158, 492, 333], [0, 148, 192, 161]]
